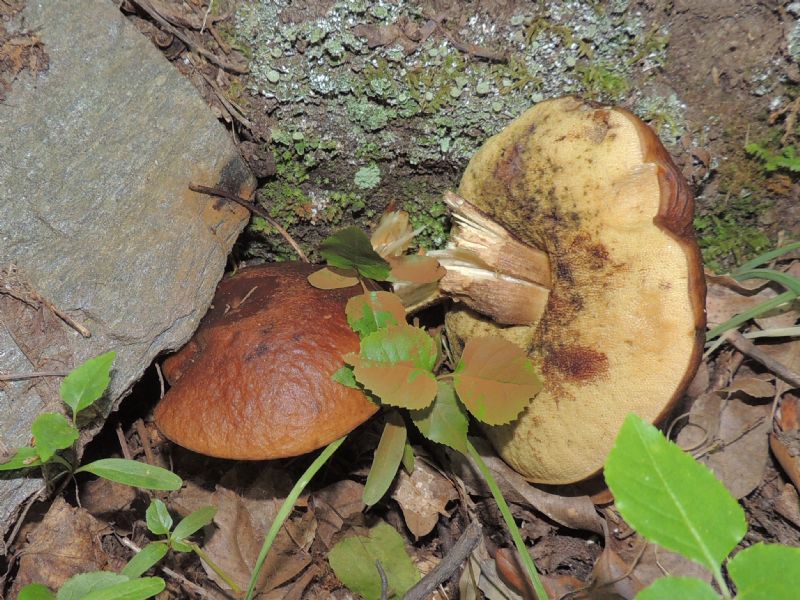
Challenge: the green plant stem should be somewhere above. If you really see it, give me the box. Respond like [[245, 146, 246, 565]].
[[705, 290, 796, 342], [245, 436, 347, 599], [189, 542, 240, 593], [466, 440, 548, 600]]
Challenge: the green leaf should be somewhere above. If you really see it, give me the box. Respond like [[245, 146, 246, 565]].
[[77, 459, 182, 491], [635, 576, 720, 600], [453, 337, 541, 425], [171, 540, 193, 553], [728, 543, 800, 599], [345, 291, 406, 338], [145, 499, 173, 535], [410, 381, 468, 454], [0, 446, 42, 471], [346, 324, 438, 410], [319, 227, 391, 281], [81, 578, 165, 600], [57, 572, 128, 600], [31, 413, 79, 462], [60, 351, 116, 418], [605, 414, 746, 574], [332, 365, 359, 388], [172, 506, 216, 543], [18, 583, 56, 600], [328, 522, 421, 600], [121, 542, 169, 578], [401, 442, 415, 473], [363, 412, 407, 507]]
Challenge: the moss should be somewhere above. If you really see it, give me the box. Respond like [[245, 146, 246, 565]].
[[694, 192, 772, 273]]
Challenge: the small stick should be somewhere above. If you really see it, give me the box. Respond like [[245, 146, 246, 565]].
[[376, 560, 389, 600], [402, 520, 482, 600], [725, 330, 800, 389], [135, 419, 157, 467], [118, 536, 215, 598], [189, 184, 310, 263], [0, 370, 69, 381], [116, 423, 133, 461]]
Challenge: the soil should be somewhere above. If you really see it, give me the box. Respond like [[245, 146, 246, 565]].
[[3, 0, 800, 598]]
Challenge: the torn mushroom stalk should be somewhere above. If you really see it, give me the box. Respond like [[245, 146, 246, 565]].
[[153, 263, 378, 460], [441, 97, 706, 484]]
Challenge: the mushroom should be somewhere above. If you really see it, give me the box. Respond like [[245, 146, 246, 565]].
[[443, 97, 706, 484], [153, 262, 378, 459]]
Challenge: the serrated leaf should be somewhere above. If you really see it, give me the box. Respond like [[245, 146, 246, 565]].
[[605, 414, 746, 574], [77, 459, 182, 491], [453, 337, 541, 425], [0, 446, 42, 471], [172, 506, 216, 543], [387, 255, 446, 284], [728, 543, 800, 599], [346, 291, 406, 338], [60, 351, 116, 417], [364, 412, 407, 507], [31, 413, 79, 462], [81, 577, 165, 600], [307, 266, 359, 289], [346, 324, 437, 410], [320, 227, 391, 281], [328, 522, 421, 600], [635, 576, 719, 600], [18, 583, 55, 600], [121, 542, 169, 578], [145, 499, 173, 535], [411, 381, 468, 454], [332, 365, 359, 388], [57, 572, 129, 600]]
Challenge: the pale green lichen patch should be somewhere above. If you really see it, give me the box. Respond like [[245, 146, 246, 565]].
[[234, 0, 680, 260]]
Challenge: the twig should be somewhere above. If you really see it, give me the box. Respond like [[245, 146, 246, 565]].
[[0, 370, 68, 381], [376, 560, 389, 600], [1, 264, 91, 337], [725, 330, 800, 390], [118, 536, 215, 599], [402, 520, 482, 600], [116, 423, 133, 461], [135, 419, 157, 467], [189, 184, 310, 263], [3, 486, 44, 553], [130, 0, 247, 73]]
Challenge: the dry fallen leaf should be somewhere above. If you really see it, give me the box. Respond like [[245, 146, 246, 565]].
[[311, 479, 366, 550], [676, 391, 771, 499], [391, 460, 458, 538], [11, 497, 118, 596]]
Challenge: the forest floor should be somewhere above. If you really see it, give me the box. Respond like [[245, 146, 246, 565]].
[[3, 0, 800, 598]]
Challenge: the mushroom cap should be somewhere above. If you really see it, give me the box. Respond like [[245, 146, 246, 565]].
[[447, 97, 706, 484], [154, 262, 378, 460]]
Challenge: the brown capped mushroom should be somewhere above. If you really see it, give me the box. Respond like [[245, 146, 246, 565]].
[[443, 97, 706, 484], [153, 262, 378, 459]]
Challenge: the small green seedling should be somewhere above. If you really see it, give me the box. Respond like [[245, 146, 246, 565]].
[[317, 227, 548, 600], [0, 351, 181, 491], [127, 499, 239, 591], [606, 414, 800, 600], [243, 225, 548, 600]]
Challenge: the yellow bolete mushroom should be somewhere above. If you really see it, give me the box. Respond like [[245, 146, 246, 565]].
[[153, 262, 378, 459], [443, 97, 706, 484]]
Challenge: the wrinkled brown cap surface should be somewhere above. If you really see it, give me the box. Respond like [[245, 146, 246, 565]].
[[154, 262, 378, 459], [447, 97, 706, 484]]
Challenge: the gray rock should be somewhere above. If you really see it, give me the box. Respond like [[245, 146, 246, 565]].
[[0, 0, 254, 549]]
